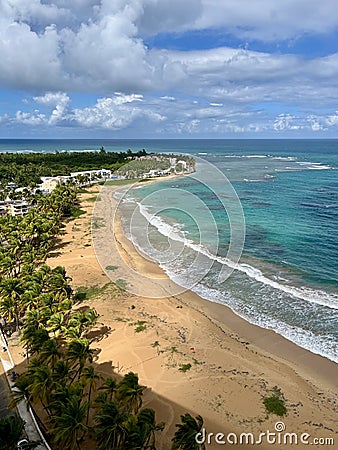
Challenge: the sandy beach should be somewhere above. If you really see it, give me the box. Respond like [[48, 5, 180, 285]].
[[47, 181, 338, 449]]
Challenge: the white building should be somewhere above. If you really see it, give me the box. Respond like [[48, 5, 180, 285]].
[[7, 200, 32, 216], [70, 169, 112, 180]]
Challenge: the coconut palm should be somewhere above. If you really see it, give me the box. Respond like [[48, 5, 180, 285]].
[[46, 312, 66, 338], [20, 326, 50, 359], [98, 377, 117, 402], [38, 338, 61, 368], [26, 364, 56, 417], [134, 408, 165, 450], [81, 365, 101, 425], [116, 372, 145, 415], [0, 277, 24, 330], [50, 394, 89, 450], [11, 373, 34, 408], [171, 413, 206, 450], [51, 360, 71, 385], [94, 400, 127, 449], [66, 338, 95, 381], [0, 413, 25, 450]]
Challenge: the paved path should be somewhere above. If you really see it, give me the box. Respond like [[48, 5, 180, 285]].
[[0, 329, 51, 450], [0, 372, 10, 418]]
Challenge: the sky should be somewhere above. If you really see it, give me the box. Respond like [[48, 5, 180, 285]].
[[0, 0, 338, 139]]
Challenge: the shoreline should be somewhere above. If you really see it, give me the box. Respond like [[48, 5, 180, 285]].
[[111, 191, 338, 390], [48, 180, 338, 448], [108, 178, 338, 389]]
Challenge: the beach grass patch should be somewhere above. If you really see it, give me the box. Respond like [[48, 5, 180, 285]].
[[92, 217, 105, 229], [86, 196, 99, 202], [192, 358, 203, 365], [115, 279, 127, 290], [105, 265, 118, 271], [130, 320, 147, 333], [114, 317, 129, 322], [71, 207, 86, 218], [179, 363, 192, 373], [263, 387, 287, 416], [75, 282, 114, 301]]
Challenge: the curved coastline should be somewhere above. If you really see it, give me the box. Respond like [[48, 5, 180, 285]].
[[112, 190, 338, 390], [48, 181, 338, 448]]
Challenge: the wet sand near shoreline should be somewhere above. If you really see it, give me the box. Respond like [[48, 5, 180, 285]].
[[47, 182, 338, 449]]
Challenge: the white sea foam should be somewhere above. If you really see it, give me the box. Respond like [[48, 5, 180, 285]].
[[161, 270, 338, 363], [296, 161, 334, 170], [137, 203, 338, 311]]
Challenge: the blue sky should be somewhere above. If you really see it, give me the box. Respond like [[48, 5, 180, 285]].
[[0, 0, 338, 138]]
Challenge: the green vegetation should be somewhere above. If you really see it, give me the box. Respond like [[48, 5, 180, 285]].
[[263, 387, 287, 416], [105, 265, 118, 271], [92, 217, 105, 229], [0, 158, 203, 449], [129, 320, 147, 333], [116, 153, 195, 179], [178, 363, 192, 373], [0, 148, 147, 187], [171, 413, 206, 449], [70, 207, 86, 218], [115, 279, 127, 290], [0, 184, 167, 449], [74, 283, 113, 301]]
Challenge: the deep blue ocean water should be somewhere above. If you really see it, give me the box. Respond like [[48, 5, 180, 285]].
[[2, 139, 337, 361]]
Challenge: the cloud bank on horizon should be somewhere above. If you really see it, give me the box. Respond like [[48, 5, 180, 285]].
[[1, 0, 338, 138]]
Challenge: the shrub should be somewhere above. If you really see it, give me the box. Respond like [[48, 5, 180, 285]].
[[263, 389, 287, 416], [179, 363, 192, 373]]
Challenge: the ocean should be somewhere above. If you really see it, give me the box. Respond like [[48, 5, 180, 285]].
[[2, 139, 338, 362]]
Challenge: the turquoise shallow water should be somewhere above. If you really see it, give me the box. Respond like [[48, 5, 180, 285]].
[[2, 139, 338, 362], [117, 140, 338, 362]]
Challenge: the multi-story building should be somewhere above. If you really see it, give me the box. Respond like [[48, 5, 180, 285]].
[[7, 200, 32, 216]]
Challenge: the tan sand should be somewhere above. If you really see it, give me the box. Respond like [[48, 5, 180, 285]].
[[47, 182, 338, 450]]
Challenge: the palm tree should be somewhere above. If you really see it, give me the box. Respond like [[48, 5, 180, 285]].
[[0, 414, 25, 450], [0, 277, 24, 330], [20, 326, 50, 359], [136, 408, 165, 450], [116, 372, 145, 415], [66, 338, 95, 382], [38, 338, 61, 368], [50, 394, 89, 450], [67, 309, 99, 339], [46, 312, 66, 338], [98, 377, 117, 402], [94, 400, 127, 449], [26, 363, 56, 417], [171, 414, 206, 450], [11, 371, 35, 409], [81, 365, 101, 425]]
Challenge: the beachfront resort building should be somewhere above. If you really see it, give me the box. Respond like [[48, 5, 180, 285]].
[[39, 169, 113, 192], [70, 169, 112, 179], [0, 200, 32, 216]]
